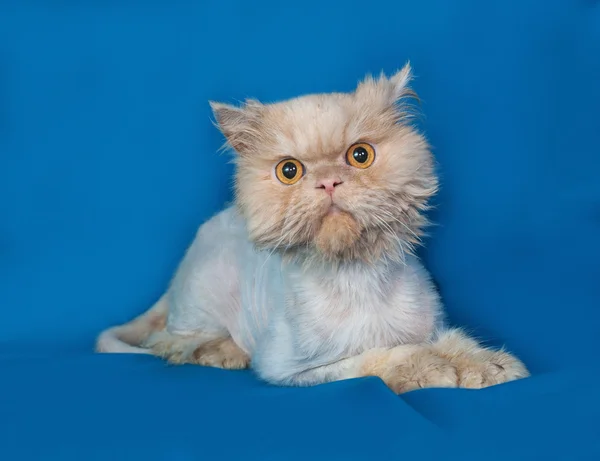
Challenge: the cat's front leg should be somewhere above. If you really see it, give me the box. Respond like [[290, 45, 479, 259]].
[[252, 343, 457, 393], [255, 335, 527, 393]]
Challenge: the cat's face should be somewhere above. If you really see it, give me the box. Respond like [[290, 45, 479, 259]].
[[211, 63, 437, 263]]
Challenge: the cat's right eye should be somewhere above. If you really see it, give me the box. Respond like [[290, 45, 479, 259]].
[[275, 158, 305, 185]]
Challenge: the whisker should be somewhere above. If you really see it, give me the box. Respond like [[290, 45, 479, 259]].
[[379, 208, 422, 244]]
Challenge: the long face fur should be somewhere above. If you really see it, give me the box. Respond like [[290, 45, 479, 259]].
[[210, 63, 438, 265]]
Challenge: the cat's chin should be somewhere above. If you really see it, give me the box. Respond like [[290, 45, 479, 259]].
[[314, 210, 361, 258], [325, 204, 342, 216]]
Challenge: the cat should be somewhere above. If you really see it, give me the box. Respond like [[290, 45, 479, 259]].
[[96, 63, 529, 393]]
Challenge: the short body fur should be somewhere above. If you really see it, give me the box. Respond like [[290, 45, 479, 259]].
[[96, 64, 529, 392]]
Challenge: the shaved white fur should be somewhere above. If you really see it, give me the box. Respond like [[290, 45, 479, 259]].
[[99, 206, 442, 382]]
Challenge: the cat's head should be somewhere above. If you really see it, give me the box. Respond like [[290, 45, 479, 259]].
[[211, 63, 437, 264]]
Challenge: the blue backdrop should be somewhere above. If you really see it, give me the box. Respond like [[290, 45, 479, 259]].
[[1, 0, 599, 459]]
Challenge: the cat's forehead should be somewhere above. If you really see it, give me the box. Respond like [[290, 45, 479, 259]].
[[262, 93, 358, 161]]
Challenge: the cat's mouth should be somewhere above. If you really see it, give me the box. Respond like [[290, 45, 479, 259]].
[[321, 197, 347, 217]]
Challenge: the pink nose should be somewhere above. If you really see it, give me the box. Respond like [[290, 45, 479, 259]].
[[316, 178, 343, 195]]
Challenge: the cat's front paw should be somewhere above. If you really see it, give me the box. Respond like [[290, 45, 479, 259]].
[[456, 350, 530, 389], [381, 349, 458, 394]]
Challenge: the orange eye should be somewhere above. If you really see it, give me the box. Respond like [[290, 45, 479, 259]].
[[275, 158, 304, 185], [346, 142, 375, 169]]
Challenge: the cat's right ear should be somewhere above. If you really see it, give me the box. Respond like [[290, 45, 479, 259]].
[[209, 100, 263, 155]]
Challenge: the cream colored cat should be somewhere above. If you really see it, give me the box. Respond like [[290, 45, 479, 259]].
[[96, 63, 529, 393]]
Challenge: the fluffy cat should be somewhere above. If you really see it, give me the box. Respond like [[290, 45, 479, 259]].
[[96, 63, 529, 393]]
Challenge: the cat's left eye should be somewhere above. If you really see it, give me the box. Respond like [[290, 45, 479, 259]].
[[346, 143, 375, 169]]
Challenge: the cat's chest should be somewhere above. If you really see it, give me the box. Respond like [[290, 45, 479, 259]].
[[288, 263, 430, 353]]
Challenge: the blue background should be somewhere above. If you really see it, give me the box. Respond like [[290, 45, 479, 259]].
[[1, 0, 599, 459]]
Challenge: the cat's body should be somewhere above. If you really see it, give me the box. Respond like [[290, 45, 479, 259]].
[[97, 64, 529, 392]]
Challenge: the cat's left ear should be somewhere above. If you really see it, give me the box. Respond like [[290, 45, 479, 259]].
[[389, 62, 417, 103], [355, 61, 418, 108]]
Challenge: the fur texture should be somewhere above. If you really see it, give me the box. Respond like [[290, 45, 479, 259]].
[[96, 63, 529, 392]]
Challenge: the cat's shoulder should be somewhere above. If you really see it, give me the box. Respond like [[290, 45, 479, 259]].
[[196, 205, 245, 235]]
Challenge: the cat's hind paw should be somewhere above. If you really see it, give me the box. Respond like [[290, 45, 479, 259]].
[[144, 331, 250, 370], [192, 337, 250, 370]]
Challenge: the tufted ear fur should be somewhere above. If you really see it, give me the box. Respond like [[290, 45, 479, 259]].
[[354, 62, 418, 117], [209, 99, 264, 155], [389, 62, 416, 101]]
